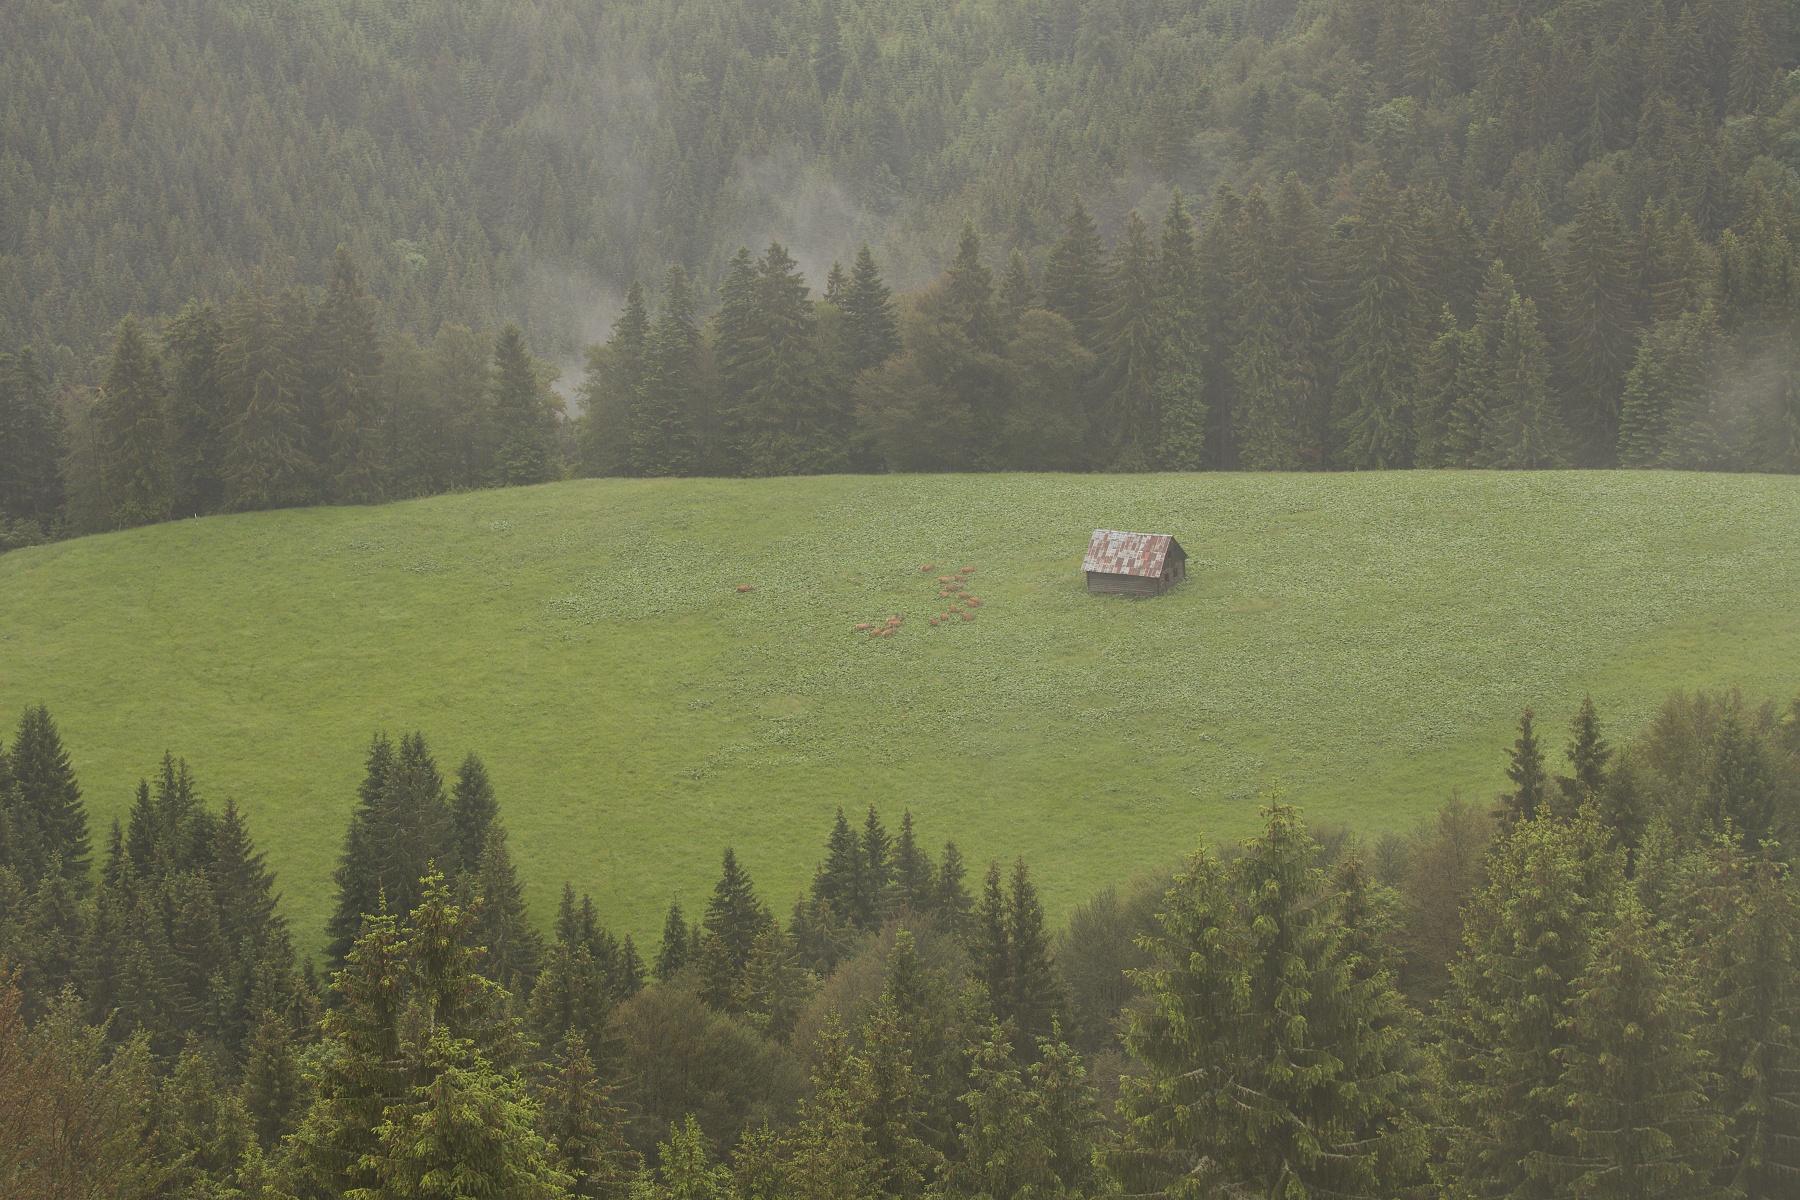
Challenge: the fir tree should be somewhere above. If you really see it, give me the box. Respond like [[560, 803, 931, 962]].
[[1100, 209, 1162, 468], [654, 899, 691, 982], [311, 246, 386, 503], [1043, 197, 1107, 349], [1334, 174, 1426, 469], [944, 222, 1003, 356], [161, 301, 229, 516], [1005, 857, 1062, 1046], [98, 316, 170, 528], [1499, 707, 1552, 831], [0, 347, 63, 528], [1558, 891, 1725, 1198], [1560, 196, 1639, 465], [6, 704, 89, 890], [1482, 292, 1568, 469], [540, 1031, 638, 1199], [158, 1040, 256, 1198], [577, 279, 648, 477], [842, 245, 900, 375], [697, 848, 770, 1013], [940, 1025, 1054, 1198], [530, 887, 612, 1056], [1154, 190, 1208, 470], [490, 325, 558, 486], [1231, 185, 1297, 469], [813, 808, 864, 928], [634, 265, 700, 477], [1618, 307, 1722, 468], [735, 242, 833, 475]]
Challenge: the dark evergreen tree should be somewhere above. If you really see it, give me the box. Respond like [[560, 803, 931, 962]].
[[323, 731, 455, 969], [98, 316, 170, 528], [889, 811, 934, 914], [633, 266, 700, 477], [1154, 190, 1208, 470], [5, 704, 89, 890], [1559, 695, 1612, 813], [0, 347, 62, 528], [242, 1006, 303, 1151], [541, 1031, 639, 1199], [859, 805, 890, 926], [1101, 209, 1163, 469], [310, 246, 386, 503], [1482, 292, 1568, 469], [654, 899, 692, 982], [935, 842, 972, 932], [697, 848, 769, 1013], [1004, 857, 1061, 1046], [450, 752, 499, 879], [577, 280, 648, 477], [221, 283, 312, 512], [734, 242, 834, 475], [468, 823, 544, 996], [841, 244, 900, 376], [969, 861, 1009, 1014], [160, 302, 229, 516], [489, 324, 558, 487], [1043, 197, 1107, 349], [1559, 890, 1724, 1198], [1560, 196, 1639, 465], [1498, 707, 1552, 831], [1334, 175, 1426, 469]]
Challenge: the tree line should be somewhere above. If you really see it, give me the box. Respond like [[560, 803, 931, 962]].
[[3, 683, 1798, 1197]]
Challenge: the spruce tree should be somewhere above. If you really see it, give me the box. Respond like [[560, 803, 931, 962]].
[[1271, 173, 1336, 466], [935, 842, 972, 932], [1114, 805, 1414, 1198], [697, 848, 769, 1013], [1482, 292, 1568, 469], [1498, 707, 1552, 831], [468, 824, 544, 996], [968, 861, 1010, 1016], [1414, 308, 1472, 467], [324, 731, 455, 969], [735, 242, 832, 475], [490, 325, 558, 486], [1559, 890, 1724, 1198], [1231, 185, 1296, 469], [1618, 308, 1722, 468], [634, 265, 700, 476], [0, 347, 63, 528], [1005, 857, 1062, 1047], [577, 280, 648, 477], [944, 222, 1003, 355], [1559, 695, 1612, 814], [221, 284, 312, 512], [242, 1007, 303, 1150], [162, 301, 229, 516], [812, 807, 864, 927], [1334, 174, 1426, 469], [842, 244, 900, 375], [6, 705, 88, 890], [540, 1031, 638, 1199], [1154, 190, 1209, 470], [940, 1025, 1054, 1198], [531, 887, 612, 1055], [450, 752, 499, 878], [1436, 814, 1617, 1200], [1560, 196, 1639, 465], [311, 246, 385, 503], [98, 316, 171, 528], [859, 805, 890, 926], [1100, 209, 1162, 468], [654, 899, 691, 981], [1043, 197, 1107, 349], [890, 811, 935, 914], [996, 248, 1035, 338]]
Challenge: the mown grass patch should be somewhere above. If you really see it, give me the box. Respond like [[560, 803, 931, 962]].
[[3, 470, 1797, 954]]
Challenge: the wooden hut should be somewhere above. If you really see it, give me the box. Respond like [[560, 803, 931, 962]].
[[1083, 529, 1187, 596]]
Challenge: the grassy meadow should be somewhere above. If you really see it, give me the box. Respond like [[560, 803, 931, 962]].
[[3, 470, 1798, 953]]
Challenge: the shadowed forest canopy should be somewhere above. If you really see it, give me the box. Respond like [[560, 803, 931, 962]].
[[5, 0, 1798, 366]]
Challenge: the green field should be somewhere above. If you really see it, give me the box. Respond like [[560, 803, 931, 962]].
[[4, 471, 1798, 954]]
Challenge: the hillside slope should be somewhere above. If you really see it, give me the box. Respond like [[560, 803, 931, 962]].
[[4, 470, 1798, 949]]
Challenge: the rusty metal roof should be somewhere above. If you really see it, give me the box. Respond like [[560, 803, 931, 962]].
[[1083, 530, 1183, 577]]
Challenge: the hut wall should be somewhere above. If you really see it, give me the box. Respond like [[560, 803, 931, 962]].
[[1086, 571, 1168, 595]]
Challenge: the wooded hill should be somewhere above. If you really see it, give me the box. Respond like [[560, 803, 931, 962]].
[[4, 0, 1800, 547]]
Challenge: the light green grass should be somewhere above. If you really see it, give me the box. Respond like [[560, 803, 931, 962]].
[[4, 471, 1798, 955]]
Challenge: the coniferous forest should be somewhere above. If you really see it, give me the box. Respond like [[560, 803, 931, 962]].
[[6, 0, 1800, 548], [2, 688, 1799, 1198]]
